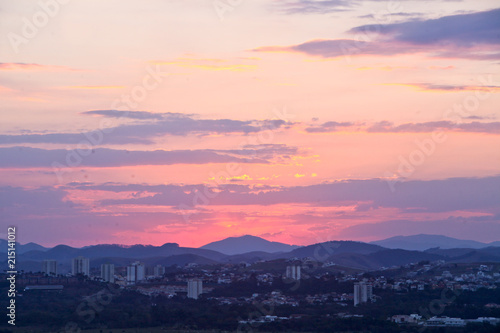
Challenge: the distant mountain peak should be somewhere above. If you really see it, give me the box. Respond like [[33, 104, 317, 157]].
[[200, 235, 299, 255], [371, 234, 490, 251]]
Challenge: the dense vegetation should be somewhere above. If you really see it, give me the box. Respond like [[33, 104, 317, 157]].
[[0, 277, 499, 332]]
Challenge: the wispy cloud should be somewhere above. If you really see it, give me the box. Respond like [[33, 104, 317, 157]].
[[0, 111, 292, 145], [273, 0, 353, 14], [0, 62, 80, 71], [86, 176, 500, 214], [273, 0, 456, 15], [304, 121, 354, 133], [0, 144, 298, 168], [62, 85, 125, 90], [384, 83, 500, 92], [366, 120, 500, 134], [305, 120, 500, 134], [81, 110, 192, 120]]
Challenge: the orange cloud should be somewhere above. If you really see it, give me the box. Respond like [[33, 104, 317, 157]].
[[62, 85, 125, 90], [383, 83, 500, 93], [0, 63, 79, 72]]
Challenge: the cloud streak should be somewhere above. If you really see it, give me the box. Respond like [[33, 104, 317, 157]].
[[0, 63, 80, 71], [304, 120, 500, 134], [386, 83, 500, 92], [93, 176, 500, 214], [0, 111, 292, 145], [366, 121, 500, 134], [304, 121, 354, 133], [0, 144, 298, 168]]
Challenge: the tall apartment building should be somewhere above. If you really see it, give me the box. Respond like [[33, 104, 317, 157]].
[[42, 260, 57, 276], [187, 279, 203, 299], [72, 256, 90, 276], [153, 264, 165, 277], [285, 264, 301, 280], [126, 261, 145, 284], [101, 263, 115, 283], [354, 281, 373, 306]]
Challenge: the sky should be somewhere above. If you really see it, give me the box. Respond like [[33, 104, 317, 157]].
[[0, 0, 499, 248]]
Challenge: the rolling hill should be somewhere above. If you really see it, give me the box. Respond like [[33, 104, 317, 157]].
[[371, 234, 494, 251], [200, 235, 300, 255]]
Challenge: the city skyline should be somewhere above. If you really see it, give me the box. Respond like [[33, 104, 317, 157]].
[[1, 0, 499, 248]]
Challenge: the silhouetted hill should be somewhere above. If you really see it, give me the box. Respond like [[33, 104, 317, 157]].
[[19, 242, 227, 262], [424, 247, 500, 263], [320, 249, 444, 270], [224, 251, 277, 263], [424, 248, 476, 257], [366, 249, 444, 268], [200, 235, 299, 255], [282, 240, 384, 260], [4, 237, 500, 273], [325, 253, 381, 270], [371, 234, 492, 251], [0, 239, 49, 254]]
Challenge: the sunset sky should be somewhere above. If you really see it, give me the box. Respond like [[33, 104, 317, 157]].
[[1, 0, 499, 248]]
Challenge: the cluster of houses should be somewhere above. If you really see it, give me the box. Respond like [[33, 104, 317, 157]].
[[391, 314, 500, 327]]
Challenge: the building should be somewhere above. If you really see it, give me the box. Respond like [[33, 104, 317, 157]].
[[72, 256, 90, 276], [285, 264, 301, 280], [101, 263, 115, 283], [391, 314, 421, 324], [187, 279, 203, 299], [127, 261, 145, 284], [425, 316, 465, 327], [354, 281, 373, 306], [42, 260, 57, 276], [153, 264, 165, 277]]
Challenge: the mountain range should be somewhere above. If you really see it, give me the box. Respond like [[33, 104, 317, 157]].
[[1, 234, 499, 273], [371, 234, 500, 251]]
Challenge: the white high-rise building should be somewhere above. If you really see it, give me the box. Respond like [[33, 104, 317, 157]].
[[101, 263, 115, 283], [285, 265, 301, 280], [42, 260, 57, 276], [153, 264, 165, 277], [354, 281, 373, 306], [187, 279, 203, 299], [127, 261, 145, 284], [72, 256, 90, 276]]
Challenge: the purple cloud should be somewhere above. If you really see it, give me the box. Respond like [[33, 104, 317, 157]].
[[350, 8, 500, 47], [0, 144, 298, 168], [94, 176, 500, 213], [255, 8, 500, 60], [366, 121, 500, 134], [305, 121, 354, 133], [0, 111, 292, 145]]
